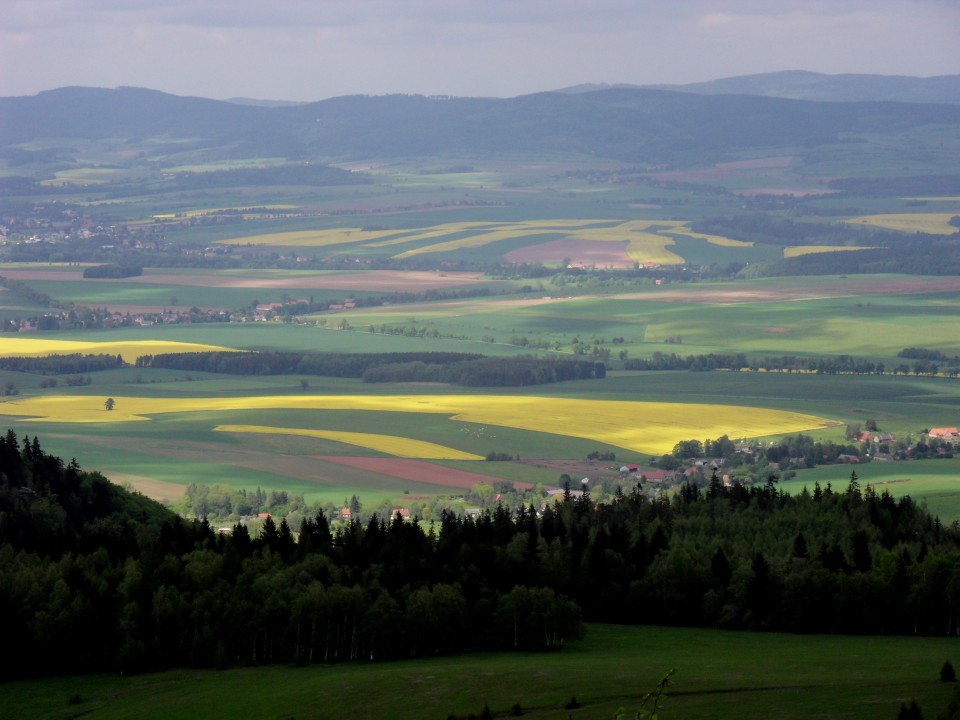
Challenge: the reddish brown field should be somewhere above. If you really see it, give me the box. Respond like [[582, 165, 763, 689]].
[[504, 238, 634, 268], [316, 456, 533, 490]]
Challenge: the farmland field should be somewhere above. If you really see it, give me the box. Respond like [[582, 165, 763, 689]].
[[0, 392, 833, 454], [845, 212, 960, 235], [320, 274, 960, 359], [211, 218, 754, 265], [1, 623, 955, 720], [0, 337, 238, 359], [3, 363, 960, 515], [213, 423, 486, 460]]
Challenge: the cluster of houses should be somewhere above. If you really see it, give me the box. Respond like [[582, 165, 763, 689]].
[[247, 298, 356, 322]]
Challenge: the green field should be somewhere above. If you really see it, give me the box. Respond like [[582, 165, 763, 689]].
[[302, 274, 960, 360], [2, 624, 955, 720]]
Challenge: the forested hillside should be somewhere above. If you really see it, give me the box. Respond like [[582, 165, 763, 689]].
[[3, 433, 959, 680], [3, 85, 959, 166]]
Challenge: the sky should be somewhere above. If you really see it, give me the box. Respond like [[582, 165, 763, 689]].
[[2, 0, 958, 101]]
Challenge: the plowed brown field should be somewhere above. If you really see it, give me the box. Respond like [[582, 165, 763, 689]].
[[316, 456, 532, 490]]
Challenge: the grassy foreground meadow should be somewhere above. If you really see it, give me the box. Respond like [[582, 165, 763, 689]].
[[3, 624, 955, 720]]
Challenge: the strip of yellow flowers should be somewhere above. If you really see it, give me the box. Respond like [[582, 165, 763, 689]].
[[214, 424, 484, 460], [0, 338, 238, 360]]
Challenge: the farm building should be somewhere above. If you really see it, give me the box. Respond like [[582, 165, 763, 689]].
[[637, 469, 674, 484], [929, 427, 960, 443]]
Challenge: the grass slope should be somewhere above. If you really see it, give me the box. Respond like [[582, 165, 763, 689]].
[[2, 624, 955, 720]]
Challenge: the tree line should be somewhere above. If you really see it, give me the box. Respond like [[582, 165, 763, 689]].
[[5, 431, 960, 682], [135, 351, 606, 387], [135, 350, 482, 377], [0, 353, 124, 375], [623, 350, 958, 377], [81, 263, 143, 279]]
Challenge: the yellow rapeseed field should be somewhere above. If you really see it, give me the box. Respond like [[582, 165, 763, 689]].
[[0, 338, 239, 361], [216, 228, 403, 247], [214, 424, 484, 460], [844, 213, 959, 235], [214, 219, 750, 266], [1, 394, 833, 455], [624, 232, 684, 265], [368, 222, 508, 248], [390, 219, 689, 264], [783, 246, 876, 258]]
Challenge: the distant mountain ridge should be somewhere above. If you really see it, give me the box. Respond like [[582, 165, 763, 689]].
[[2, 79, 959, 167], [558, 70, 960, 105]]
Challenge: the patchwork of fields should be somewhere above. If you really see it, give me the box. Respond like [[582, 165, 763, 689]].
[[3, 267, 960, 513], [212, 218, 755, 265], [2, 168, 959, 516]]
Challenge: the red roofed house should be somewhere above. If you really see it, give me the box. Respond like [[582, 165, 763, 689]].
[[929, 428, 960, 443]]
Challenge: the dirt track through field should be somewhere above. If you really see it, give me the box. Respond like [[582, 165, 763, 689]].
[[616, 276, 960, 305], [0, 268, 487, 293], [103, 472, 187, 503]]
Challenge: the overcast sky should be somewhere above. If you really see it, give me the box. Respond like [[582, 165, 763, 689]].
[[2, 0, 958, 101]]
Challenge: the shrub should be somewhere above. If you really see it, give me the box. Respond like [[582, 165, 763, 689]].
[[897, 700, 923, 720], [943, 660, 956, 682]]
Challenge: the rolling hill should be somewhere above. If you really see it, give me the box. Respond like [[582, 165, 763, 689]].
[[562, 70, 960, 105], [2, 81, 960, 168]]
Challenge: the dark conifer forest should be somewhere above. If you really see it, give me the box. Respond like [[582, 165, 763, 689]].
[[2, 431, 959, 680]]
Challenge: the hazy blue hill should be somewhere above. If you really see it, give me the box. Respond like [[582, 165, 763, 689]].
[[561, 71, 960, 105], [224, 97, 307, 108], [0, 86, 268, 143], [669, 70, 960, 104], [2, 84, 960, 166], [263, 88, 960, 164]]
